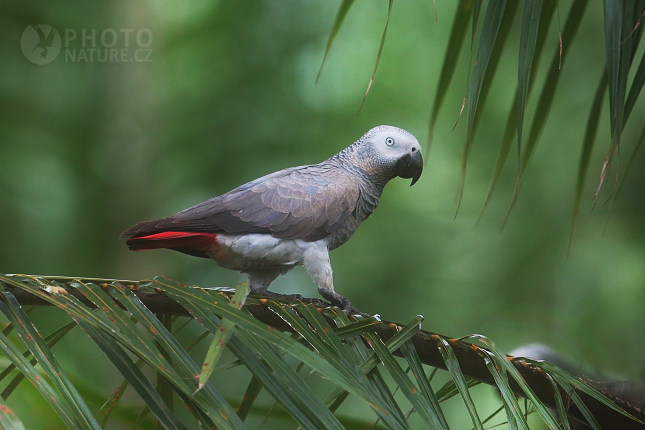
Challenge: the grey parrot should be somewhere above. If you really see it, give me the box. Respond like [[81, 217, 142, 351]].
[[120, 125, 423, 315]]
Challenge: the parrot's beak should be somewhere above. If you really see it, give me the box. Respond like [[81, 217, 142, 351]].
[[394, 150, 424, 186]]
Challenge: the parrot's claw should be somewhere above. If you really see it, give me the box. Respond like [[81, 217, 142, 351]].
[[341, 301, 369, 318], [317, 290, 368, 317]]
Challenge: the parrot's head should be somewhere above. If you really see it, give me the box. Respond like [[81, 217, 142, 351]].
[[353, 125, 424, 186]]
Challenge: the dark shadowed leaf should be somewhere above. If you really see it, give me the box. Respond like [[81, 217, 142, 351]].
[[501, 0, 590, 222], [320, 313, 424, 429], [230, 333, 326, 429], [570, 72, 607, 250], [459, 0, 509, 210], [624, 49, 645, 125], [236, 375, 263, 422], [428, 0, 473, 148], [478, 0, 557, 219], [607, 122, 645, 222], [597, 1, 645, 199], [470, 0, 520, 138], [520, 0, 589, 175], [516, 0, 543, 157], [96, 357, 144, 428]]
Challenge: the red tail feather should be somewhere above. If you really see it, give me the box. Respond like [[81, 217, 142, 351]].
[[126, 231, 219, 252]]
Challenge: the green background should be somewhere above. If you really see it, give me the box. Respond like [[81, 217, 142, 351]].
[[1, 1, 643, 428]]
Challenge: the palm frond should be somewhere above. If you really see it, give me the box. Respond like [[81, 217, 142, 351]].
[[0, 394, 25, 430], [0, 274, 643, 429], [317, 0, 357, 83], [324, 0, 645, 219]]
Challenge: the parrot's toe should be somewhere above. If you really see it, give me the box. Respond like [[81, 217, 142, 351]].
[[345, 304, 369, 317], [337, 297, 368, 317], [316, 289, 367, 317]]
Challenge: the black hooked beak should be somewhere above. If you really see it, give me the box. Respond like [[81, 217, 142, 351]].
[[393, 149, 423, 186]]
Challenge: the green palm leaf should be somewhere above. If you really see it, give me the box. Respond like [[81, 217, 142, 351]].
[[516, 0, 543, 161], [478, 0, 557, 220], [480, 351, 530, 430], [428, 0, 473, 148], [0, 314, 80, 428], [460, 0, 509, 209], [399, 341, 449, 429], [598, 0, 645, 199], [77, 320, 186, 430], [571, 72, 607, 248], [317, 0, 356, 83], [358, 0, 393, 114], [364, 331, 446, 429], [0, 293, 100, 430], [236, 375, 263, 422], [0, 395, 24, 430], [435, 337, 483, 429], [1, 274, 643, 429], [465, 334, 561, 429], [198, 281, 249, 389]]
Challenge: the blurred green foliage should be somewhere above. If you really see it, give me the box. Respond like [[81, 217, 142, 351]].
[[0, 0, 644, 428]]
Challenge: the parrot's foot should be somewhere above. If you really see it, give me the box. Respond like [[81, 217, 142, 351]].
[[317, 289, 368, 317], [340, 301, 369, 318]]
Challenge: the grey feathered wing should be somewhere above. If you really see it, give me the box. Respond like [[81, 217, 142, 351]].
[[120, 163, 360, 244]]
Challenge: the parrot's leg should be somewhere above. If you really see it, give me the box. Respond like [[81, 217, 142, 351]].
[[303, 244, 367, 317], [247, 268, 326, 306], [247, 268, 283, 296]]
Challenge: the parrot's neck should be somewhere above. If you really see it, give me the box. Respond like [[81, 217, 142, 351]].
[[328, 147, 386, 221], [332, 143, 391, 190]]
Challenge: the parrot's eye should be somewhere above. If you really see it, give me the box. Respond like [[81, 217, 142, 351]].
[[385, 137, 395, 146]]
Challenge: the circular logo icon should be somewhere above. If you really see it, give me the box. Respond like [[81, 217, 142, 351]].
[[21, 24, 61, 65]]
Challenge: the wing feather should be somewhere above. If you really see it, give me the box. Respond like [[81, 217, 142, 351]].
[[121, 164, 360, 242]]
